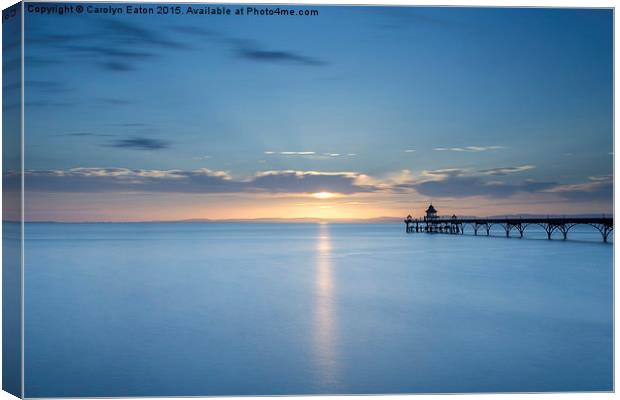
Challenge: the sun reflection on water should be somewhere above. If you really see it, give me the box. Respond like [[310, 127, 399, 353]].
[[313, 223, 339, 390]]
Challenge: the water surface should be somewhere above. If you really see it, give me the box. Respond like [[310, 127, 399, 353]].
[[24, 223, 613, 396]]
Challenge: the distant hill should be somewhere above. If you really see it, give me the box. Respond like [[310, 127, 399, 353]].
[[486, 213, 612, 219], [177, 216, 404, 224], [23, 216, 405, 224], [22, 213, 612, 223]]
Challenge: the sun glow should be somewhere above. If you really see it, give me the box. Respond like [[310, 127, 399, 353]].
[[312, 192, 336, 199]]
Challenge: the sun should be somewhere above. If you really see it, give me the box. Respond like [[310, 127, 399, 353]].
[[312, 192, 336, 199]]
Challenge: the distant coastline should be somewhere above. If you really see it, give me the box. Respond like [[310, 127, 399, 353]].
[[5, 213, 614, 224]]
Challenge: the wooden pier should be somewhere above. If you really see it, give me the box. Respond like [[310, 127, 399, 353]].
[[405, 204, 614, 243]]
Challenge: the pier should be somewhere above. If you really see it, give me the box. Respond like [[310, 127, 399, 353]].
[[405, 204, 614, 243]]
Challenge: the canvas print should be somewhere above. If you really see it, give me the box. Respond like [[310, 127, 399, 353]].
[[2, 2, 614, 397]]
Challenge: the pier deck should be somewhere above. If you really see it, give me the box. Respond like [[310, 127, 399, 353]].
[[404, 216, 614, 242]]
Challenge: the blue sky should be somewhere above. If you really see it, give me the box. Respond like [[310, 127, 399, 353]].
[[13, 5, 613, 221]]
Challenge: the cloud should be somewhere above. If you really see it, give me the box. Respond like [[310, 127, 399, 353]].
[[251, 170, 374, 194], [399, 169, 555, 198], [478, 165, 535, 176], [545, 175, 613, 202], [237, 47, 327, 66], [401, 168, 612, 202], [421, 168, 463, 179], [434, 145, 505, 152], [587, 175, 613, 182], [100, 60, 134, 72], [171, 26, 327, 67], [27, 16, 328, 81], [107, 137, 170, 150], [62, 44, 157, 60], [7, 166, 612, 204], [413, 177, 554, 198], [10, 168, 378, 195], [28, 18, 182, 74], [278, 151, 316, 155], [404, 149, 416, 153], [264, 151, 354, 159], [98, 19, 182, 49]]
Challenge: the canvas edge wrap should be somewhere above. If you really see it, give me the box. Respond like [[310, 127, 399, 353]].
[[2, 2, 24, 398]]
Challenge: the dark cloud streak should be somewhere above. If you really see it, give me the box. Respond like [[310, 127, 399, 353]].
[[237, 47, 327, 66], [106, 137, 171, 150]]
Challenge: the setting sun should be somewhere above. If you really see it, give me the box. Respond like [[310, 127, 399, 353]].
[[312, 192, 336, 199]]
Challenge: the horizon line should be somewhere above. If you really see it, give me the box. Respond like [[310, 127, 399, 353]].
[[3, 212, 614, 224]]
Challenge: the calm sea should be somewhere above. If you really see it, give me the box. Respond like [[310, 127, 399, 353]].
[[21, 222, 613, 397]]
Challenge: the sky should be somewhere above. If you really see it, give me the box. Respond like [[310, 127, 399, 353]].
[[6, 4, 614, 221]]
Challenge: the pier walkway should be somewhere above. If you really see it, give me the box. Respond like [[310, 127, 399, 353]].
[[405, 205, 613, 243]]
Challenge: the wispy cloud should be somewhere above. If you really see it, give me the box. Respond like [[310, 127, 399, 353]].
[[434, 145, 505, 152], [100, 60, 135, 72], [420, 168, 463, 179], [236, 41, 327, 67], [28, 18, 183, 73], [272, 151, 315, 155], [478, 165, 535, 176], [403, 149, 416, 153], [107, 137, 170, 150], [264, 151, 354, 158]]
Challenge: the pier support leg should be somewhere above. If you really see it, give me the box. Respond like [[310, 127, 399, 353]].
[[601, 225, 612, 243], [544, 224, 553, 240]]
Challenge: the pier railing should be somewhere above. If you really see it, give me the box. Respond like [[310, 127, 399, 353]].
[[404, 216, 614, 243]]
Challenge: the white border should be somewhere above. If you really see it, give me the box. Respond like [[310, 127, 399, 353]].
[[0, 1, 616, 400]]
